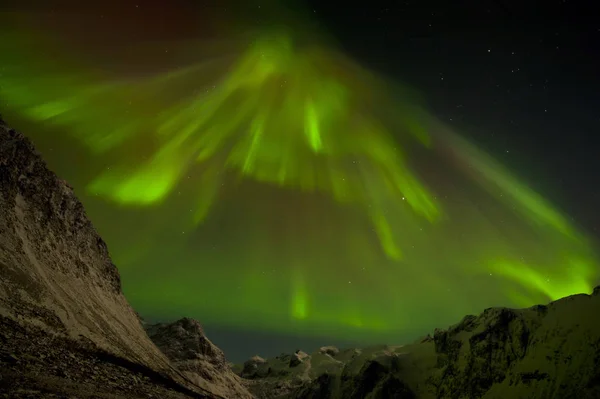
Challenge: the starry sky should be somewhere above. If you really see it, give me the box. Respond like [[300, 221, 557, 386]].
[[1, 0, 599, 362]]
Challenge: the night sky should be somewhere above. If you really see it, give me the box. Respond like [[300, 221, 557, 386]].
[[1, 0, 599, 362]]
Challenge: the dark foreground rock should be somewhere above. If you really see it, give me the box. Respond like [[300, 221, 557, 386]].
[[236, 289, 600, 399], [0, 316, 206, 398], [0, 118, 251, 397]]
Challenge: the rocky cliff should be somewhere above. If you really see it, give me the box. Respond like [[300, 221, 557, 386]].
[[146, 318, 251, 398], [236, 287, 600, 399], [0, 118, 251, 398]]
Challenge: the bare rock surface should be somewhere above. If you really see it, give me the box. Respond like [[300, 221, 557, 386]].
[[235, 289, 600, 399], [0, 118, 251, 398], [0, 315, 205, 398], [146, 318, 253, 398]]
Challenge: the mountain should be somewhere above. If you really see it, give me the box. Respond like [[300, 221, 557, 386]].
[[145, 318, 251, 398], [235, 287, 600, 399], [0, 117, 251, 398]]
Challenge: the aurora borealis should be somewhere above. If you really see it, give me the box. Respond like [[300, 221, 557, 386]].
[[1, 0, 599, 359]]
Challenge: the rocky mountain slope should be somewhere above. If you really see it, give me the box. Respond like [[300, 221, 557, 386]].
[[145, 318, 251, 398], [0, 118, 251, 398], [235, 287, 600, 399]]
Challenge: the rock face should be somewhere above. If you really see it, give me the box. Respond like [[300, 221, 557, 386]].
[[319, 346, 340, 357], [0, 118, 250, 398], [236, 288, 600, 399], [146, 318, 252, 398]]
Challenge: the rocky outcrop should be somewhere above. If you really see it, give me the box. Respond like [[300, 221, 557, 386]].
[[0, 118, 251, 397], [319, 346, 340, 357], [289, 351, 309, 368], [236, 288, 600, 398], [240, 356, 269, 379], [146, 318, 253, 398]]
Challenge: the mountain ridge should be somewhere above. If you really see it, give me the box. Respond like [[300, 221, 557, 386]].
[[234, 289, 600, 398], [0, 117, 250, 398]]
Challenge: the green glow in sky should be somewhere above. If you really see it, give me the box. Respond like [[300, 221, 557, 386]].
[[0, 5, 598, 343]]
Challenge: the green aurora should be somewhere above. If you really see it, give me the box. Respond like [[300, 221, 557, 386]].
[[1, 3, 598, 343]]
